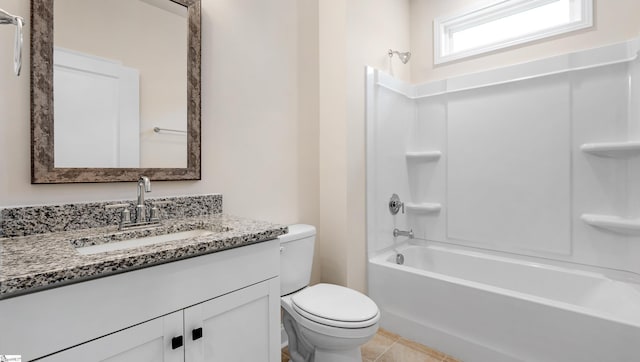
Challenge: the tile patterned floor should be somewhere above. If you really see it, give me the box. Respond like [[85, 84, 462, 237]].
[[281, 328, 460, 362]]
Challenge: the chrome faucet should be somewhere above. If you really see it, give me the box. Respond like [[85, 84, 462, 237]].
[[136, 176, 151, 223], [393, 228, 414, 239], [106, 176, 171, 231]]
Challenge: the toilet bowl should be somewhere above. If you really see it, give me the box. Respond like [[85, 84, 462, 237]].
[[282, 284, 380, 362], [279, 225, 380, 362]]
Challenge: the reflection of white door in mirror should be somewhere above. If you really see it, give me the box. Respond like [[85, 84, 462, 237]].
[[53, 47, 140, 168]]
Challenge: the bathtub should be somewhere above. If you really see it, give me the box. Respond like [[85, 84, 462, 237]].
[[368, 242, 640, 362]]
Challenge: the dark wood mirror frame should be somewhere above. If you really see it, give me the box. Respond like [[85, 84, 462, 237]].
[[30, 0, 201, 183]]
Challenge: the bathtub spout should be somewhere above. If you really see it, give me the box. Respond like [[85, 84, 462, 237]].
[[393, 228, 413, 239]]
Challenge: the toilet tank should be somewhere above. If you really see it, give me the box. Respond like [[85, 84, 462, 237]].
[[279, 224, 316, 296]]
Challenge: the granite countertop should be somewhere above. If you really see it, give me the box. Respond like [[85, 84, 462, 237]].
[[0, 214, 287, 299]]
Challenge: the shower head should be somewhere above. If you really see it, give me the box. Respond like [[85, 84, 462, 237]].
[[388, 49, 411, 64]]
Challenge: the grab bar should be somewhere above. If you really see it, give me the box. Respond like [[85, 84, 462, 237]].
[[0, 8, 25, 76]]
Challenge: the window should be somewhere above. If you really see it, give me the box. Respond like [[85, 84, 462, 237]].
[[434, 0, 593, 64]]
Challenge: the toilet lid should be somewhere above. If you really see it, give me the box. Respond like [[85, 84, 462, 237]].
[[291, 284, 379, 328]]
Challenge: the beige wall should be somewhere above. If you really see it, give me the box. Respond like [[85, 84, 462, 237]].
[[203, 0, 301, 224], [297, 0, 321, 284], [410, 0, 640, 83], [0, 0, 311, 231], [319, 0, 349, 287], [318, 0, 410, 292]]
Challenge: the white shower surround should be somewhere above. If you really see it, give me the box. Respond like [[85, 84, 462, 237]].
[[366, 36, 640, 272], [366, 37, 640, 360]]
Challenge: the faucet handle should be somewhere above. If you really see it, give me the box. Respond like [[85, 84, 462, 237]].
[[121, 208, 131, 224], [106, 203, 131, 229], [149, 200, 174, 222]]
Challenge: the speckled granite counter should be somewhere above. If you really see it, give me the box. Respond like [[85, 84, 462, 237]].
[[0, 214, 287, 299]]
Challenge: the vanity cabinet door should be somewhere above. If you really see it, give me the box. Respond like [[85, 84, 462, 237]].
[[39, 311, 184, 362], [184, 277, 281, 362]]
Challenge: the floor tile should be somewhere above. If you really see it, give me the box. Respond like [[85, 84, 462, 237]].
[[376, 328, 402, 341], [282, 327, 458, 362], [281, 345, 290, 362], [398, 337, 449, 360], [375, 340, 443, 362], [361, 328, 401, 361]]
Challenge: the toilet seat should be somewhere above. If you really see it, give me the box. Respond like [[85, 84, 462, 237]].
[[291, 284, 380, 329]]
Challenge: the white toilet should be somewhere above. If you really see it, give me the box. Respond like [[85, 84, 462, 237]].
[[279, 224, 380, 362]]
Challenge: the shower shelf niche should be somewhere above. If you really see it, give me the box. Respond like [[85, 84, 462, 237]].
[[580, 141, 640, 158], [581, 214, 640, 233], [405, 203, 442, 214], [406, 151, 441, 162]]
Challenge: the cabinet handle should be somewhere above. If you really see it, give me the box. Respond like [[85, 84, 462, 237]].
[[192, 327, 203, 340], [171, 335, 184, 349]]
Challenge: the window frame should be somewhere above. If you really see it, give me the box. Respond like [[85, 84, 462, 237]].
[[434, 0, 593, 64]]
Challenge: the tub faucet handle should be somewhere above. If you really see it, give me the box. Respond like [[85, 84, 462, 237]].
[[389, 193, 404, 215]]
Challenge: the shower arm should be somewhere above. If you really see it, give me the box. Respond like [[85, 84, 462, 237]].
[[0, 8, 25, 76]]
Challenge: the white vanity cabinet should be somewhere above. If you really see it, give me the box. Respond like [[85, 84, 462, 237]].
[[0, 239, 281, 362], [40, 278, 280, 362]]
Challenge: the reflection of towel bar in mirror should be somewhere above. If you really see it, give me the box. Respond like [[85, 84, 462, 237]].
[[154, 127, 187, 134]]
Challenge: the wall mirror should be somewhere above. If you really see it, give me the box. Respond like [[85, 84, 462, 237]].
[[30, 0, 201, 183]]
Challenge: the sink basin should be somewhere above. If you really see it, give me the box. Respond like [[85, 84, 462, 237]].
[[75, 229, 214, 255]]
